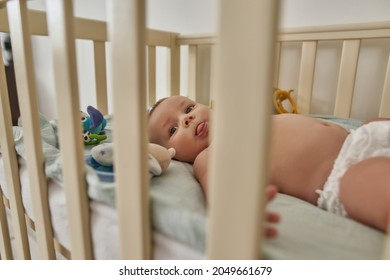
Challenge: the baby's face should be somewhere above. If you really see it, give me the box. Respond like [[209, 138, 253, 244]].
[[148, 96, 210, 163]]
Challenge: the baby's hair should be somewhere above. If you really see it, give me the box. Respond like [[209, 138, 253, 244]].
[[148, 97, 168, 119]]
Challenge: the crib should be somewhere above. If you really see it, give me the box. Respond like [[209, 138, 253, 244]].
[[0, 0, 390, 260]]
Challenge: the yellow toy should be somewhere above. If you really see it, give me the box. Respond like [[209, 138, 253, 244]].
[[273, 88, 298, 114]]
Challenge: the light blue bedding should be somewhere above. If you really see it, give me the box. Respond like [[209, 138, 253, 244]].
[[8, 114, 385, 259]]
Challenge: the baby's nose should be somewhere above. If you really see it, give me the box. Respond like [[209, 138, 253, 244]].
[[183, 115, 194, 126]]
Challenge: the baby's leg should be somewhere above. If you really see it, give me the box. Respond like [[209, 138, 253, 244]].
[[339, 156, 390, 232]]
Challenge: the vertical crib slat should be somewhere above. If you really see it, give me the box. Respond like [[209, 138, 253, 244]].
[[384, 233, 390, 259], [273, 42, 281, 87], [0, 190, 12, 259], [46, 0, 92, 259], [148, 46, 156, 107], [0, 48, 15, 260], [208, 0, 278, 259], [93, 41, 108, 115], [188, 45, 201, 101], [379, 54, 390, 118], [209, 45, 218, 107], [170, 33, 180, 96], [297, 41, 317, 114], [7, 0, 55, 259], [108, 0, 150, 259], [334, 40, 361, 118]]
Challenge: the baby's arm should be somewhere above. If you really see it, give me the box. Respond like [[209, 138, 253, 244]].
[[193, 147, 280, 238]]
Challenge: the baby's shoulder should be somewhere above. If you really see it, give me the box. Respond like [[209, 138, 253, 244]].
[[194, 147, 210, 167]]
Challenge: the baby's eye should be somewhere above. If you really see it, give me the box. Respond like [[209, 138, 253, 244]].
[[185, 105, 195, 113], [169, 126, 177, 136]]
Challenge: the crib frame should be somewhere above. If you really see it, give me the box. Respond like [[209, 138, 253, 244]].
[[0, 0, 390, 260]]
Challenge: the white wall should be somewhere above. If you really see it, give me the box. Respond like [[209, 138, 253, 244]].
[[279, 0, 390, 28], [22, 0, 390, 119], [29, 0, 390, 30]]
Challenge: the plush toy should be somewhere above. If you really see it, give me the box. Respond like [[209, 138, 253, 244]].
[[273, 88, 298, 114], [90, 142, 175, 176], [81, 105, 107, 145]]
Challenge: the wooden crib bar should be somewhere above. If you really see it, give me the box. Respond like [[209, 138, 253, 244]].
[[207, 0, 278, 259], [380, 55, 390, 118], [273, 42, 282, 88], [170, 35, 180, 97], [147, 46, 157, 107], [93, 41, 108, 115], [0, 188, 12, 259], [108, 0, 150, 259], [6, 0, 55, 259], [188, 45, 200, 102], [45, 0, 92, 259], [0, 44, 25, 260], [297, 41, 317, 114], [334, 40, 361, 118]]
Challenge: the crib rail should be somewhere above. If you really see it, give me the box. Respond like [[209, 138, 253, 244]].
[[0, 0, 184, 259], [7, 0, 56, 259], [178, 22, 390, 119], [1, 0, 390, 261], [45, 0, 93, 259], [275, 21, 390, 118], [277, 21, 390, 42], [0, 6, 107, 41], [146, 29, 180, 106], [0, 39, 25, 260], [277, 23, 390, 118]]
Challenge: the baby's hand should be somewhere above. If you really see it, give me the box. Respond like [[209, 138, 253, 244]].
[[264, 185, 280, 238]]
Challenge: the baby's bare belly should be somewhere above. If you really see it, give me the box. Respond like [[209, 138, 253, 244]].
[[269, 114, 348, 205]]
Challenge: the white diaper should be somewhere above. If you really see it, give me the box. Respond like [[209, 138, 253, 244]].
[[316, 121, 390, 217]]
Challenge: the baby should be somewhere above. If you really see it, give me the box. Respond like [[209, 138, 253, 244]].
[[148, 95, 390, 233]]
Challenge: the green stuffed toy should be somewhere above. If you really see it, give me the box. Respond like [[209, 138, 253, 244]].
[[81, 105, 107, 145]]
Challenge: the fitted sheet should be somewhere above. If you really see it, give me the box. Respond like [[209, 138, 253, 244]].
[[0, 156, 205, 259]]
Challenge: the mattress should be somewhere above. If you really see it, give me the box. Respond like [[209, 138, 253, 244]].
[[0, 113, 386, 259], [0, 156, 206, 259]]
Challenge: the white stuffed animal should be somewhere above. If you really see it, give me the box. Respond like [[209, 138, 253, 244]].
[[91, 142, 175, 176]]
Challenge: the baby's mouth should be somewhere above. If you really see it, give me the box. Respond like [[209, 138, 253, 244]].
[[196, 122, 208, 137]]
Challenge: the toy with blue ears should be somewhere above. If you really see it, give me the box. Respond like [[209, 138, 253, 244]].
[[81, 105, 107, 145]]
